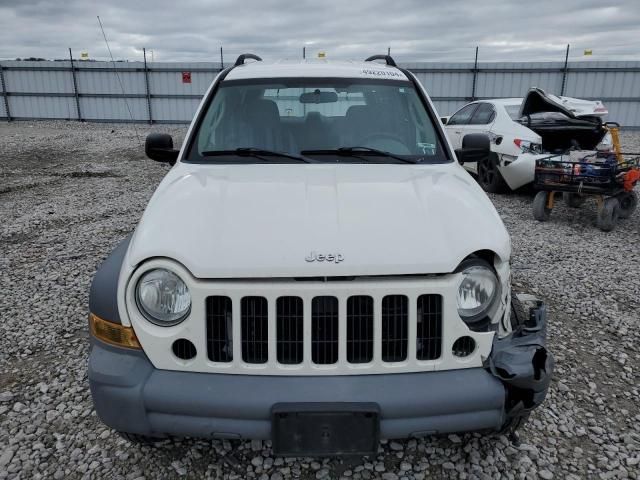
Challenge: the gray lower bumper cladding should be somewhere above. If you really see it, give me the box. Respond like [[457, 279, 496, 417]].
[[88, 301, 553, 442], [487, 299, 554, 423]]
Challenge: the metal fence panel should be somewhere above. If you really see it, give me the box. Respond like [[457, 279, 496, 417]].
[[151, 97, 201, 122], [565, 62, 640, 99], [148, 62, 221, 96], [602, 101, 638, 127], [80, 97, 148, 121], [10, 95, 76, 119], [414, 71, 474, 99], [1, 59, 640, 126], [431, 100, 466, 118], [77, 69, 146, 95]]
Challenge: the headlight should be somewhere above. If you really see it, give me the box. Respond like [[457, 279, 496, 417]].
[[456, 263, 500, 328], [136, 269, 191, 326]]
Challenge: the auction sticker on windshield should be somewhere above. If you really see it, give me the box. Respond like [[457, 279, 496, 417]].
[[361, 68, 406, 79]]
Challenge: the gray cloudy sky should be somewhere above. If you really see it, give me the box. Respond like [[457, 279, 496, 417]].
[[1, 0, 639, 63]]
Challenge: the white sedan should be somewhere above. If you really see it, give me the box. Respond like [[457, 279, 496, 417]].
[[444, 88, 610, 192]]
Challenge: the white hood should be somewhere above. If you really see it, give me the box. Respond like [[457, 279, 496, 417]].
[[127, 163, 510, 278]]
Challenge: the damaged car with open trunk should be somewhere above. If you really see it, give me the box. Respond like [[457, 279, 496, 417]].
[[445, 87, 612, 192]]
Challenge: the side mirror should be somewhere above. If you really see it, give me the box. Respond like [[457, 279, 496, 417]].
[[440, 116, 449, 125], [455, 133, 490, 165], [145, 133, 179, 164]]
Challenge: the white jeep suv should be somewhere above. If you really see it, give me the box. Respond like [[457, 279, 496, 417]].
[[88, 54, 553, 456]]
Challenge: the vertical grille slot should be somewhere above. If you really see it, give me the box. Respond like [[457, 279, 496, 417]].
[[347, 296, 373, 364], [276, 296, 303, 364], [206, 296, 233, 362], [241, 297, 268, 364], [416, 294, 442, 360], [381, 295, 408, 362], [311, 296, 338, 365]]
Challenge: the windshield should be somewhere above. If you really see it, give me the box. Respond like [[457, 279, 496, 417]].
[[186, 78, 450, 163]]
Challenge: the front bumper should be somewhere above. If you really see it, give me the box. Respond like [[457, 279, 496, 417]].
[[88, 299, 552, 441]]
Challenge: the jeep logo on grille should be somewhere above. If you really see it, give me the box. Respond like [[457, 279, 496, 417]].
[[305, 251, 344, 263]]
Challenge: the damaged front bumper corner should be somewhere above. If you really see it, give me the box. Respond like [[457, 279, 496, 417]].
[[487, 295, 554, 423]]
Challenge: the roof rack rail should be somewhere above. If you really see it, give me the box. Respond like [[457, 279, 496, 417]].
[[234, 53, 262, 67], [364, 55, 397, 67]]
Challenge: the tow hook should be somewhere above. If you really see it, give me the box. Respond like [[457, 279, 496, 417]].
[[486, 298, 554, 420]]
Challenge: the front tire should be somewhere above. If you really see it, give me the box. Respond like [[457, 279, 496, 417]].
[[477, 153, 507, 193]]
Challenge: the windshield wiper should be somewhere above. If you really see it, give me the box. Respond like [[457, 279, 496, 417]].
[[201, 148, 315, 163], [301, 147, 416, 164]]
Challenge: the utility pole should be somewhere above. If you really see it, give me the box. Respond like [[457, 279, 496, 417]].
[[471, 46, 479, 101], [560, 44, 570, 96], [68, 48, 82, 121], [143, 48, 153, 125]]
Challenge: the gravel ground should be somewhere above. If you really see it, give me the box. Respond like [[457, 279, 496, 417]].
[[0, 121, 639, 480]]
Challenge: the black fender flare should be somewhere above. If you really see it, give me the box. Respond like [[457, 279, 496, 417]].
[[89, 235, 132, 325]]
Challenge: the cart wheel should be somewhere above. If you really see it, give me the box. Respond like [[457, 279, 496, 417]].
[[563, 192, 585, 208], [616, 191, 638, 220], [596, 197, 620, 232], [533, 191, 552, 221]]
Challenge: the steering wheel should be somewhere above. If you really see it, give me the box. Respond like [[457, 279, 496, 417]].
[[356, 132, 411, 155]]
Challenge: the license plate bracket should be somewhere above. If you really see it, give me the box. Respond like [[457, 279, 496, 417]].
[[271, 403, 380, 456]]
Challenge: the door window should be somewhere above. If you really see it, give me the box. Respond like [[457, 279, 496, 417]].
[[447, 104, 479, 126], [469, 103, 496, 125]]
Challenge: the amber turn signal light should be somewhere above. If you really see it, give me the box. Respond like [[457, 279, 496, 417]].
[[89, 313, 141, 349]]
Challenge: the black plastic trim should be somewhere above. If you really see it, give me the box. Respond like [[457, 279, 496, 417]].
[[89, 235, 132, 324], [365, 55, 397, 67], [487, 300, 554, 419], [234, 53, 262, 66]]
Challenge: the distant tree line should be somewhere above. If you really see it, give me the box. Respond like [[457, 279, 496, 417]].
[[13, 57, 129, 62]]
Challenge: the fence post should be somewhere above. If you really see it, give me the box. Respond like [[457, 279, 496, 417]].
[[143, 48, 153, 125], [471, 46, 479, 101], [0, 62, 10, 121], [68, 48, 83, 121], [560, 44, 570, 96]]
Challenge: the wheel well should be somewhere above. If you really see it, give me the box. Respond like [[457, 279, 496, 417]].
[[470, 249, 497, 266]]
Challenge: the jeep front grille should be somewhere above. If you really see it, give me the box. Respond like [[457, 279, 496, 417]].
[[381, 295, 408, 362], [241, 296, 268, 364], [276, 296, 304, 364], [416, 294, 443, 360], [347, 296, 374, 363], [311, 296, 339, 365], [205, 293, 443, 367], [205, 296, 233, 362]]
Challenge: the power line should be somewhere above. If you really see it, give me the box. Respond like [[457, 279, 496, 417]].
[[97, 15, 141, 144]]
